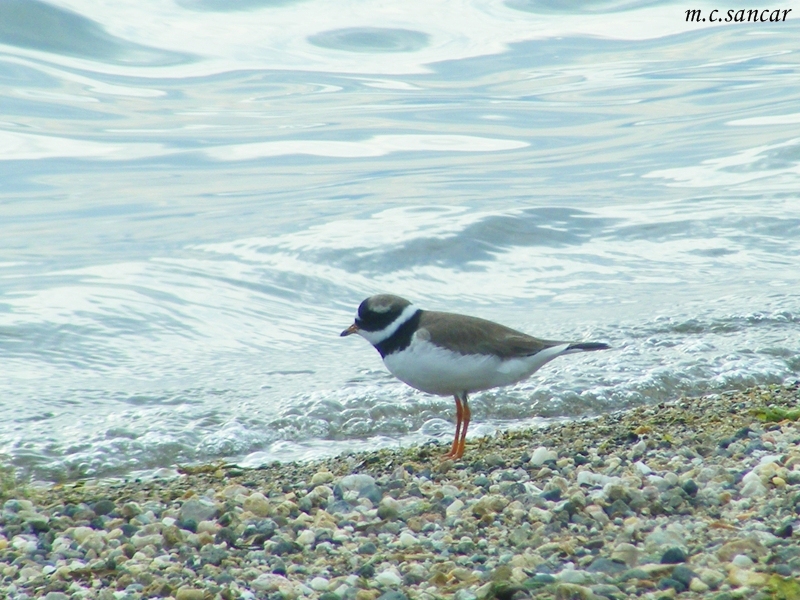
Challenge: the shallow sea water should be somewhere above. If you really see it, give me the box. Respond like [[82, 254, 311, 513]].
[[1, 0, 799, 482]]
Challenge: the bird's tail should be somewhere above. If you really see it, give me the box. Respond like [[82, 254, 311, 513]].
[[565, 341, 610, 353]]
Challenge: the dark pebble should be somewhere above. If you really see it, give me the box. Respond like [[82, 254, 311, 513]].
[[470, 554, 488, 564], [499, 470, 521, 482], [456, 539, 475, 554], [775, 523, 793, 538], [661, 547, 687, 564], [271, 538, 300, 555], [359, 484, 384, 504], [119, 523, 139, 538], [734, 427, 752, 440], [540, 488, 561, 502], [319, 594, 340, 600], [407, 485, 423, 497], [775, 564, 792, 577], [214, 527, 237, 546], [403, 571, 425, 585], [377, 505, 399, 520], [200, 545, 228, 566], [671, 564, 697, 586], [271, 559, 286, 575], [658, 577, 687, 593], [356, 562, 375, 578], [93, 499, 116, 516], [358, 541, 378, 555], [176, 518, 197, 533], [605, 499, 632, 518], [681, 479, 699, 497], [574, 454, 589, 466]]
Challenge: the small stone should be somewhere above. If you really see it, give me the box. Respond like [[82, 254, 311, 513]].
[[296, 529, 316, 546], [375, 569, 402, 586], [660, 547, 687, 564], [446, 499, 464, 516], [359, 483, 384, 504], [399, 532, 418, 547], [454, 589, 477, 600], [310, 471, 334, 486], [671, 565, 697, 586], [681, 479, 699, 497], [775, 523, 793, 538], [727, 567, 768, 587], [658, 577, 686, 593], [121, 501, 142, 518], [740, 477, 768, 498], [93, 499, 116, 516], [180, 498, 218, 522], [558, 569, 591, 584], [697, 567, 726, 589], [690, 578, 710, 593], [310, 576, 330, 591], [530, 446, 557, 467], [554, 583, 594, 599], [731, 554, 753, 568], [358, 541, 378, 555], [611, 543, 639, 567], [716, 538, 767, 562], [356, 562, 375, 579], [175, 587, 206, 600], [243, 492, 271, 517]]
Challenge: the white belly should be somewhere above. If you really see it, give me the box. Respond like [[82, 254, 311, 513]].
[[382, 337, 570, 396]]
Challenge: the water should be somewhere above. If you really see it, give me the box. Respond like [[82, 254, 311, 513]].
[[1, 0, 799, 483]]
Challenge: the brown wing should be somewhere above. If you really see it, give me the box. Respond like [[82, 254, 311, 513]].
[[418, 310, 565, 359]]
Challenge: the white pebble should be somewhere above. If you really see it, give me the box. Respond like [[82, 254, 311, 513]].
[[309, 576, 329, 591], [296, 529, 316, 546], [633, 461, 652, 476], [375, 569, 402, 586], [446, 499, 464, 516], [399, 532, 418, 547], [740, 477, 768, 498], [731, 554, 754, 567], [530, 446, 557, 467]]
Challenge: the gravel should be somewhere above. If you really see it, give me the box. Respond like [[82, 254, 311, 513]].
[[2, 382, 800, 599]]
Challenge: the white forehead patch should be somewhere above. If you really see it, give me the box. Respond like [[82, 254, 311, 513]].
[[368, 297, 395, 313]]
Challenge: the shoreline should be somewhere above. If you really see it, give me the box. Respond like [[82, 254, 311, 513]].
[[2, 382, 800, 599]]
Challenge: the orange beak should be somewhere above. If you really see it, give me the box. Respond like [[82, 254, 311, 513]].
[[340, 323, 359, 337]]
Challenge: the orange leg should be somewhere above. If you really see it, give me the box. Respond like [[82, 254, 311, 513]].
[[445, 394, 463, 458], [454, 393, 470, 459]]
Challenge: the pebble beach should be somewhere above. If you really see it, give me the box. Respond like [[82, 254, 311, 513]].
[[2, 383, 800, 600]]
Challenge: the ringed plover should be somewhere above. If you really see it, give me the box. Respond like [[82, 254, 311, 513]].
[[341, 294, 609, 459]]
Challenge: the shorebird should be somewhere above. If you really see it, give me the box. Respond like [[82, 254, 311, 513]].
[[341, 294, 609, 459]]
